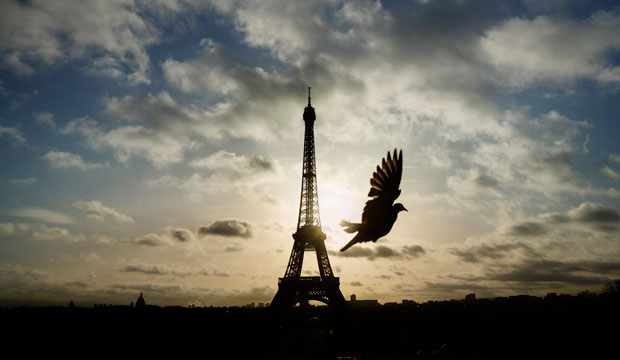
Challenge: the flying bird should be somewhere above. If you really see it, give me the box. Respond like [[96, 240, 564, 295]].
[[340, 149, 407, 252]]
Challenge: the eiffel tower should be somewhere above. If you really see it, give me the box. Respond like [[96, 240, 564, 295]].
[[270, 87, 348, 313]]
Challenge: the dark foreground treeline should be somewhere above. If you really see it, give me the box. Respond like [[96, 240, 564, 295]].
[[3, 293, 619, 359]]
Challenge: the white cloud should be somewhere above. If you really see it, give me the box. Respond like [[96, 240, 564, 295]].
[[0, 0, 160, 84], [33, 112, 55, 127], [60, 117, 103, 146], [42, 151, 101, 170], [10, 177, 37, 185], [132, 233, 171, 247], [32, 225, 85, 242], [79, 252, 105, 265], [155, 150, 282, 200], [72, 200, 134, 223], [602, 166, 620, 181], [3, 51, 35, 75], [0, 125, 25, 143], [230, 1, 329, 63], [63, 99, 202, 168], [126, 227, 198, 247], [162, 39, 238, 96], [91, 233, 117, 245], [104, 126, 190, 167], [481, 12, 620, 88], [3, 208, 74, 224], [0, 223, 29, 237], [160, 38, 366, 143]]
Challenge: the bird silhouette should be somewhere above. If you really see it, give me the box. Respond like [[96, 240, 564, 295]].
[[340, 149, 407, 252]]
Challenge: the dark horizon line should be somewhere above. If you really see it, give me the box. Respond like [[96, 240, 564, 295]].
[[1, 288, 612, 309]]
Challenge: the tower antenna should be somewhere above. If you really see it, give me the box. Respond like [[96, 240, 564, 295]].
[[308, 86, 311, 106]]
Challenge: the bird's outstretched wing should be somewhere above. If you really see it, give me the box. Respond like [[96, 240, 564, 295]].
[[361, 149, 402, 225]]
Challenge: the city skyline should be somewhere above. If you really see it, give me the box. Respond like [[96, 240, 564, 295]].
[[1, 0, 620, 307]]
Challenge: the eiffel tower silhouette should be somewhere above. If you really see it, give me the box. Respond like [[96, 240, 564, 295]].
[[270, 87, 348, 313]]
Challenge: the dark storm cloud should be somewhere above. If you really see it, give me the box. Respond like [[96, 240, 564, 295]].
[[475, 174, 499, 188], [224, 245, 243, 252], [331, 246, 372, 258], [486, 259, 620, 285], [105, 283, 184, 297], [161, 40, 363, 141], [520, 151, 583, 187], [120, 264, 211, 278], [375, 246, 399, 258], [421, 258, 620, 296], [447, 273, 489, 282], [0, 265, 274, 306], [331, 244, 426, 260], [509, 222, 548, 236], [212, 269, 231, 277], [544, 213, 571, 224], [248, 155, 275, 172], [540, 202, 620, 232], [105, 92, 198, 132], [450, 242, 538, 264], [198, 219, 252, 238], [105, 283, 272, 305], [169, 228, 194, 242], [541, 152, 579, 183], [386, 0, 508, 58], [190, 151, 279, 179], [434, 259, 620, 291], [121, 265, 169, 276], [421, 281, 491, 292], [218, 0, 511, 108], [571, 202, 619, 223], [402, 245, 426, 257]]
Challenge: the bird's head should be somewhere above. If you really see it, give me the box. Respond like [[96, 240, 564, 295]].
[[393, 203, 408, 213]]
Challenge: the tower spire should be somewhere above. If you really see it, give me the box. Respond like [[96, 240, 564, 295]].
[[308, 86, 311, 106]]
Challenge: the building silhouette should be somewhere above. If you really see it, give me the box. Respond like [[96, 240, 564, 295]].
[[135, 292, 146, 309], [270, 88, 348, 313], [348, 293, 379, 308]]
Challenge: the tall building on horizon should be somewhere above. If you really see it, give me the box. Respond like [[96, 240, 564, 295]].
[[270, 87, 348, 313]]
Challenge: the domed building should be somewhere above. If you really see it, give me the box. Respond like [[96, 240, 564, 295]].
[[135, 292, 146, 309]]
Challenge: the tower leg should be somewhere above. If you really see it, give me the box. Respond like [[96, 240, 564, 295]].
[[270, 276, 349, 316]]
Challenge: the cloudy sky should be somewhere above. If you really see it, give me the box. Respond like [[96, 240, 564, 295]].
[[1, 0, 620, 307]]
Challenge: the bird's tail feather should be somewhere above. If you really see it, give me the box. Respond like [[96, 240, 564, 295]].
[[340, 220, 362, 234]]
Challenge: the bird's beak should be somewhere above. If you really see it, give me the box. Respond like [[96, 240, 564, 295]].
[[403, 207, 408, 212]]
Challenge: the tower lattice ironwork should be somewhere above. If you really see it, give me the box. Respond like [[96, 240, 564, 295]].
[[270, 87, 348, 312]]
